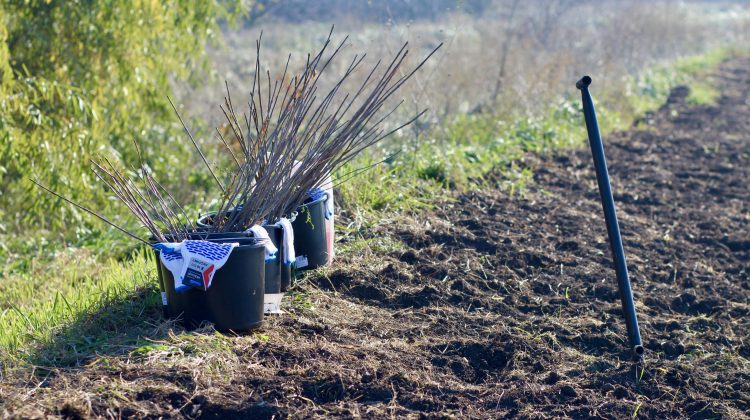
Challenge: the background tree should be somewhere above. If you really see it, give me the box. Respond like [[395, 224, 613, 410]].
[[0, 0, 242, 245]]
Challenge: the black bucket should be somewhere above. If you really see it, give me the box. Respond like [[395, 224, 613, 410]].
[[280, 257, 293, 291], [292, 194, 333, 270], [158, 242, 265, 332], [195, 213, 291, 298], [152, 229, 252, 319], [262, 225, 283, 311], [153, 249, 168, 318]]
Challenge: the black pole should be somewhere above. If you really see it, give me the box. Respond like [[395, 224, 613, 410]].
[[576, 76, 644, 358]]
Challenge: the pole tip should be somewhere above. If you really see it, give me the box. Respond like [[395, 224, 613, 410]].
[[633, 344, 645, 358], [576, 76, 592, 90]]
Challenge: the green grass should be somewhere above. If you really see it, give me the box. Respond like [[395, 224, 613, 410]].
[[621, 47, 731, 119], [0, 47, 738, 371], [336, 235, 405, 255], [0, 249, 161, 367]]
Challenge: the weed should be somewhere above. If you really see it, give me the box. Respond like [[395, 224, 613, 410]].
[[687, 81, 720, 105], [418, 162, 448, 184], [130, 343, 171, 357], [632, 401, 643, 418], [288, 291, 315, 312], [635, 365, 646, 385]]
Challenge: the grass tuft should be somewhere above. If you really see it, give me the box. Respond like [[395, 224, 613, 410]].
[[0, 249, 163, 369]]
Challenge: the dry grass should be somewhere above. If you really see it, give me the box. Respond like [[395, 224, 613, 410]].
[[189, 1, 750, 129]]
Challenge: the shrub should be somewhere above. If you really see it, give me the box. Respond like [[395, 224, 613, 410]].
[[0, 0, 242, 243]]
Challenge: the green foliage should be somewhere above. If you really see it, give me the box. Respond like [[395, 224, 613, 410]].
[[0, 0, 242, 244], [620, 48, 732, 122]]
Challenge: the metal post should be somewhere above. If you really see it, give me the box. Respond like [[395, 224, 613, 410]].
[[576, 76, 644, 358]]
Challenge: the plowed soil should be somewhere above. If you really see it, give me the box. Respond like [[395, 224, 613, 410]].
[[3, 59, 750, 419]]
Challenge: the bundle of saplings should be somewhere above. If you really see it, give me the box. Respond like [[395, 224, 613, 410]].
[[35, 29, 440, 330]]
